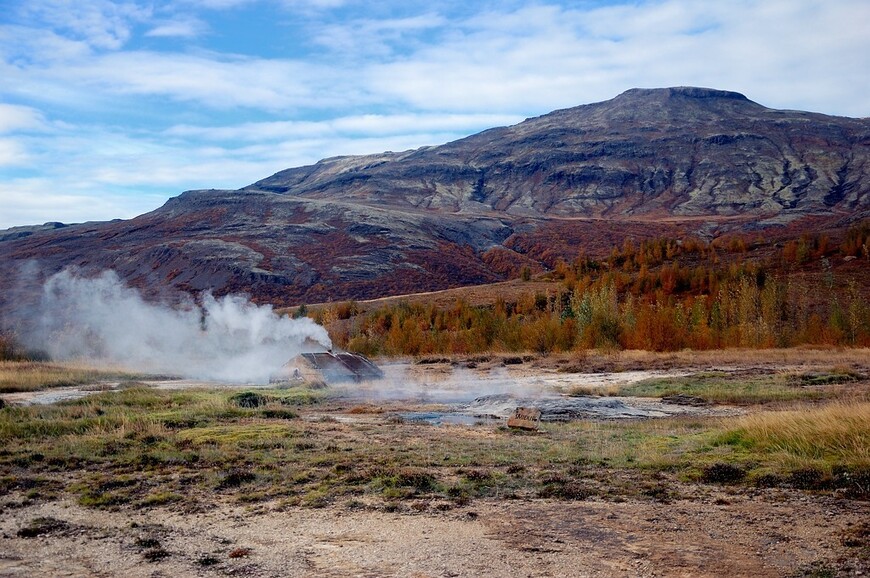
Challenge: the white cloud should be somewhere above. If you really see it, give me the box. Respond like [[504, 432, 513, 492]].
[[18, 0, 149, 50], [313, 13, 447, 58], [358, 0, 870, 116], [0, 104, 46, 133], [165, 112, 521, 141], [0, 179, 165, 229], [9, 49, 344, 112], [179, 0, 253, 8], [6, 1, 868, 116], [279, 0, 351, 9], [0, 139, 31, 166], [0, 24, 93, 64], [145, 17, 208, 38], [184, 0, 351, 15]]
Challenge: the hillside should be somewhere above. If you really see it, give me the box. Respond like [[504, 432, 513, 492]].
[[1, 87, 868, 316], [251, 87, 869, 220]]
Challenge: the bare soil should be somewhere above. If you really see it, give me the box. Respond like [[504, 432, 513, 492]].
[[1, 486, 867, 578]]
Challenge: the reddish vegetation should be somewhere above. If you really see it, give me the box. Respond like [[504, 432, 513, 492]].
[[302, 221, 870, 355], [481, 246, 543, 278], [502, 218, 691, 268]]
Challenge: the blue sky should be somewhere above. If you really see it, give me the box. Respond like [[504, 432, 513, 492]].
[[1, 0, 868, 229]]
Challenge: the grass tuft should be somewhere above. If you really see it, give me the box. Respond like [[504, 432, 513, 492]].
[[700, 462, 746, 484], [716, 402, 870, 495], [724, 402, 870, 464]]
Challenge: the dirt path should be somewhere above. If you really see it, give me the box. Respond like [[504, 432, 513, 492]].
[[1, 487, 866, 577]]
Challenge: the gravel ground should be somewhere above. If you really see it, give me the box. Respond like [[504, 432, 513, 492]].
[[1, 487, 867, 577]]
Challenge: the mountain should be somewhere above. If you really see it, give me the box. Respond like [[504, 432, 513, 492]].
[[250, 87, 868, 219], [1, 87, 869, 312]]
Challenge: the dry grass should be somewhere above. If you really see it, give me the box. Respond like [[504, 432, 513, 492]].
[[277, 279, 561, 317], [0, 361, 145, 393], [432, 348, 870, 374], [617, 372, 835, 404], [566, 384, 622, 397], [2, 387, 868, 508], [585, 347, 870, 370], [727, 402, 870, 467]]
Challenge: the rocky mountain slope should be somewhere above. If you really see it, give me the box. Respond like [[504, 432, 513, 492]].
[[2, 87, 868, 312], [250, 87, 868, 219]]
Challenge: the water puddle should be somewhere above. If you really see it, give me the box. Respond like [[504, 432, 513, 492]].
[[1, 387, 100, 406], [396, 411, 503, 426]]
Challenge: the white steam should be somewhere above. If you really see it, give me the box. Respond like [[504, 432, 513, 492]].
[[33, 269, 331, 383]]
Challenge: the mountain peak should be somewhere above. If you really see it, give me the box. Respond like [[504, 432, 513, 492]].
[[618, 86, 751, 102]]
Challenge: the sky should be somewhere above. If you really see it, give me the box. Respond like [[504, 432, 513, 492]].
[[0, 0, 868, 229]]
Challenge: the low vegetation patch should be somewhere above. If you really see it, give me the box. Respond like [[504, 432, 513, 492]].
[[16, 516, 69, 538], [704, 402, 869, 498], [0, 361, 147, 393], [724, 402, 869, 462], [793, 368, 866, 386], [619, 372, 833, 404], [229, 391, 269, 408], [1, 369, 867, 510], [700, 462, 746, 484]]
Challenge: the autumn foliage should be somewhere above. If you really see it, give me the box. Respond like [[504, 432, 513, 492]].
[[311, 222, 870, 355]]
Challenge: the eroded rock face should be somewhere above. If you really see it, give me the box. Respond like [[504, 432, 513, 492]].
[[1, 87, 868, 311], [248, 87, 870, 219]]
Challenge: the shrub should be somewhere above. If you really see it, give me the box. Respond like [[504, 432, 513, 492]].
[[216, 468, 255, 489], [537, 474, 592, 500], [16, 516, 69, 538], [229, 392, 268, 408], [701, 462, 746, 484]]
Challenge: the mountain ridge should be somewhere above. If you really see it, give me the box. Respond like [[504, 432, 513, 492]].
[[244, 86, 868, 221], [1, 87, 868, 314]]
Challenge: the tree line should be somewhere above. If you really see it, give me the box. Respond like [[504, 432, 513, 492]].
[[313, 222, 870, 355]]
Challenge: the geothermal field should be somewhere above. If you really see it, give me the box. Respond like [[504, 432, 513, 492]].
[[3, 1, 869, 575], [1, 315, 868, 577]]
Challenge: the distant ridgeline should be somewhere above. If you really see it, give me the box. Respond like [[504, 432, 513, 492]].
[[0, 87, 868, 322]]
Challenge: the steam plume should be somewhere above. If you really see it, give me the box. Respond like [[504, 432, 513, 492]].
[[31, 269, 331, 383]]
